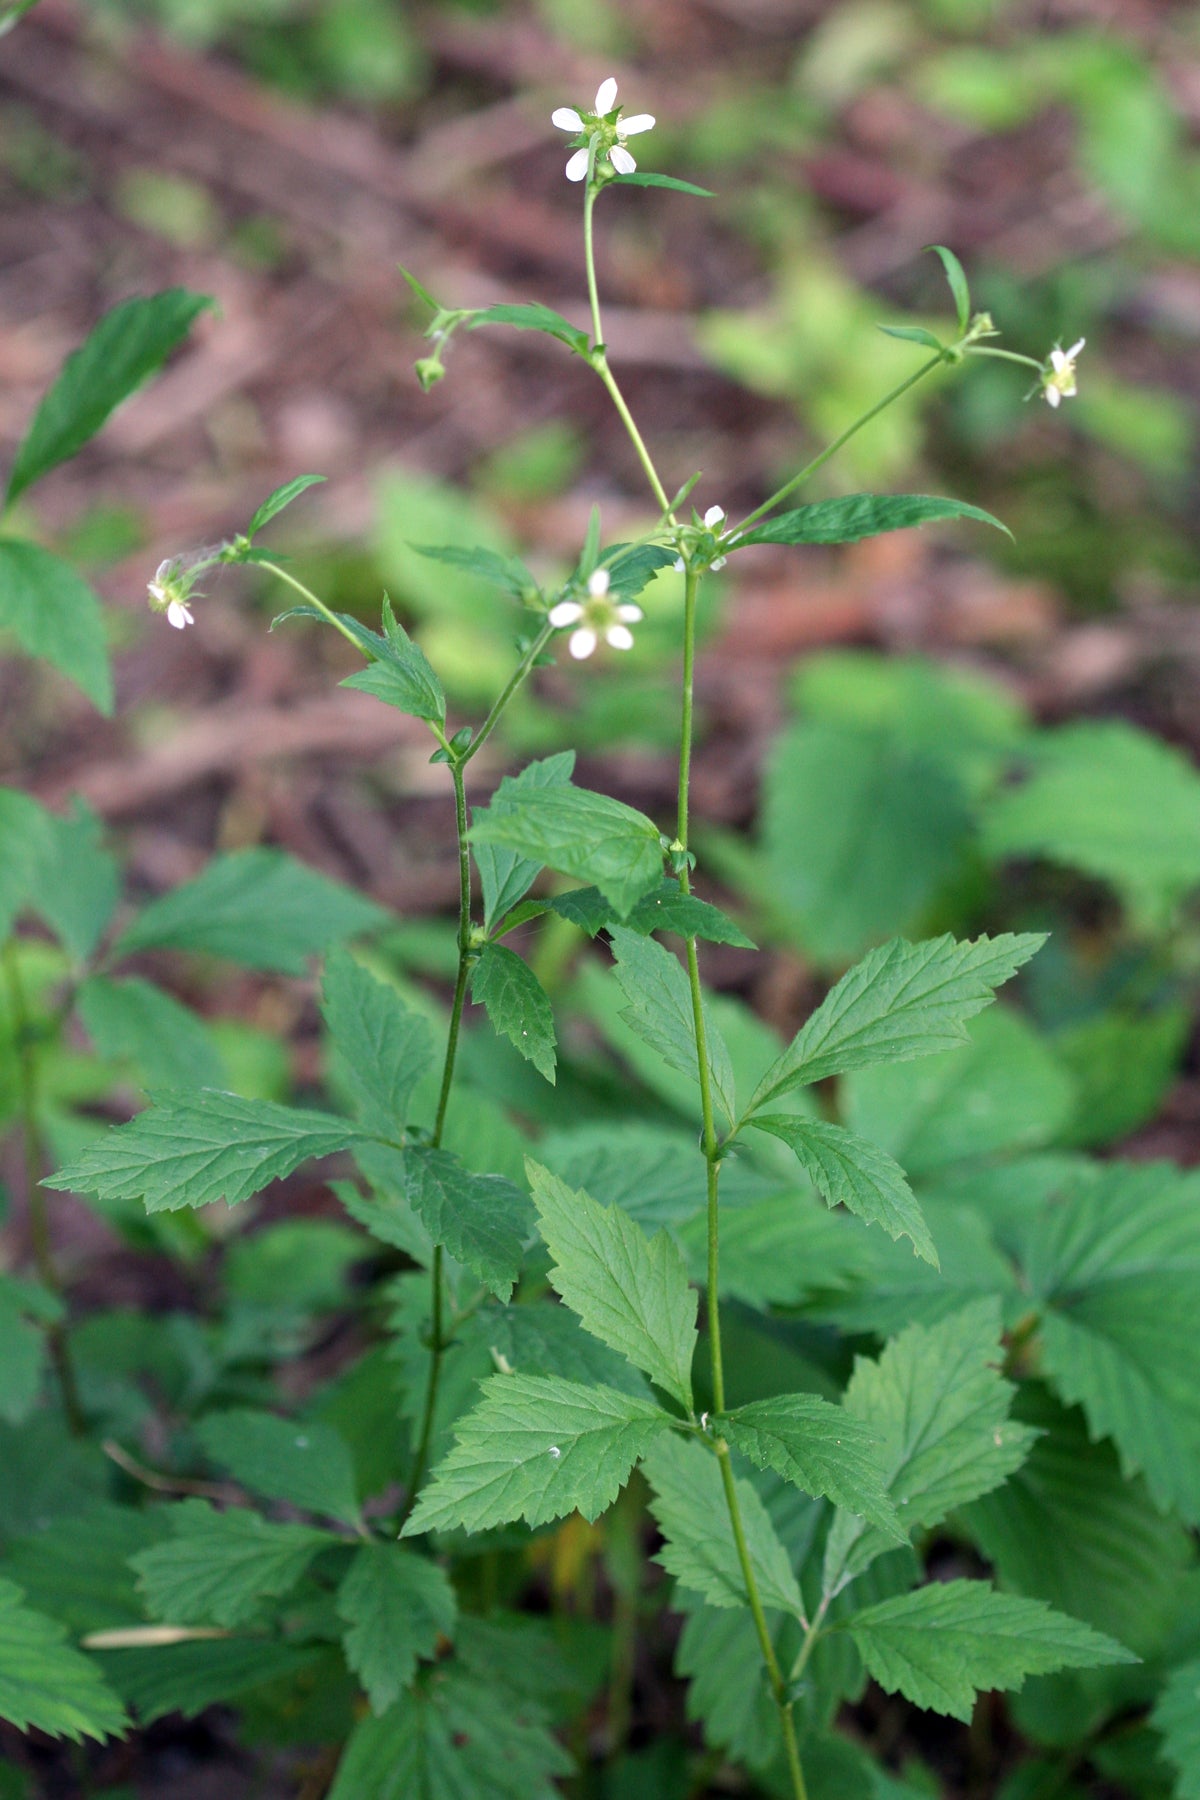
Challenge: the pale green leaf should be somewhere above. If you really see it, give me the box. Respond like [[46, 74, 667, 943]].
[[77, 976, 225, 1091], [926, 244, 971, 332], [114, 846, 387, 973], [27, 800, 119, 960], [824, 1299, 1036, 1593], [609, 925, 736, 1126], [0, 539, 111, 712], [474, 752, 575, 933], [737, 494, 1008, 549], [470, 782, 664, 919], [336, 1544, 456, 1714], [844, 1581, 1135, 1724], [643, 1434, 804, 1617], [45, 1089, 363, 1213], [612, 171, 716, 196], [527, 1159, 697, 1411], [411, 542, 537, 601], [0, 1579, 127, 1742], [745, 931, 1044, 1115], [1153, 1657, 1200, 1800], [341, 596, 445, 723], [131, 1499, 331, 1627], [197, 1409, 363, 1527], [471, 944, 556, 1082], [748, 1114, 937, 1265], [322, 947, 436, 1134], [404, 1147, 529, 1302], [721, 1395, 903, 1537], [0, 788, 50, 940], [6, 289, 214, 505], [245, 474, 325, 539], [467, 301, 589, 357], [402, 1374, 670, 1535]]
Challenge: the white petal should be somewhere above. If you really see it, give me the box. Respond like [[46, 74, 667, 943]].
[[154, 559, 172, 582], [672, 556, 685, 572], [549, 600, 584, 627], [703, 505, 725, 527], [710, 556, 726, 571], [1066, 337, 1085, 359], [620, 114, 655, 135], [565, 148, 590, 182], [609, 145, 636, 175], [551, 107, 583, 131], [569, 628, 597, 659], [1044, 385, 1061, 407], [605, 625, 635, 651], [1050, 349, 1068, 374], [587, 568, 610, 597], [594, 77, 618, 114], [167, 601, 193, 629], [616, 604, 642, 623]]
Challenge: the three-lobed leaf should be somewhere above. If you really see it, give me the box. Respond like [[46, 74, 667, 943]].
[[748, 1115, 937, 1265], [471, 943, 557, 1082], [528, 1160, 697, 1411], [341, 596, 446, 723], [336, 1543, 456, 1714], [720, 1395, 903, 1537]]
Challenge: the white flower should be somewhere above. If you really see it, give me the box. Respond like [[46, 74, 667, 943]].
[[166, 599, 194, 629], [551, 77, 655, 183], [147, 546, 226, 628], [673, 504, 737, 572], [548, 566, 643, 659], [1041, 338, 1085, 409]]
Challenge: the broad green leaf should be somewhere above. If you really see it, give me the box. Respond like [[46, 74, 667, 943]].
[[736, 494, 1008, 549], [341, 597, 445, 723], [404, 1147, 529, 1301], [748, 1115, 937, 1265], [721, 1396, 903, 1537], [1054, 1003, 1189, 1150], [131, 1499, 332, 1627], [96, 1639, 322, 1726], [114, 846, 387, 973], [0, 1281, 50, 1424], [467, 301, 590, 357], [844, 1581, 1134, 1723], [245, 473, 325, 539], [336, 1544, 456, 1714], [1027, 1161, 1200, 1521], [0, 539, 111, 712], [982, 720, 1200, 927], [0, 1415, 108, 1539], [470, 782, 664, 919], [197, 1409, 363, 1527], [612, 171, 716, 196], [322, 947, 436, 1134], [824, 1299, 1036, 1594], [26, 800, 119, 961], [609, 926, 736, 1126], [403, 1374, 670, 1535], [45, 1089, 363, 1213], [0, 1579, 127, 1741], [411, 543, 537, 601], [538, 1118, 771, 1232], [471, 944, 557, 1082], [527, 1160, 697, 1411], [77, 976, 225, 1091], [0, 788, 50, 941], [744, 931, 1044, 1116], [485, 1299, 651, 1399], [5, 1502, 166, 1634], [844, 1005, 1074, 1178], [759, 720, 973, 965], [474, 751, 575, 932], [964, 1387, 1195, 1657], [1153, 1658, 1200, 1800], [677, 1605, 792, 1774], [601, 541, 679, 603], [926, 244, 971, 333], [6, 289, 214, 506], [643, 1435, 804, 1617]]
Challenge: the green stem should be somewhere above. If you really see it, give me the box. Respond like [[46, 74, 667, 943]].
[[968, 346, 1044, 370], [462, 621, 554, 767], [259, 562, 370, 654], [583, 179, 605, 350], [740, 353, 946, 530]]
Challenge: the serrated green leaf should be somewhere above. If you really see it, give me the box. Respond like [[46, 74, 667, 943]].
[[643, 1434, 804, 1617], [402, 1374, 670, 1535], [471, 944, 556, 1082], [926, 244, 971, 332], [45, 1089, 363, 1213], [538, 1118, 769, 1231], [131, 1499, 332, 1627], [342, 597, 445, 723], [77, 976, 225, 1091], [612, 171, 716, 196], [0, 787, 50, 940], [844, 1581, 1134, 1723], [521, 877, 753, 947], [0, 1285, 48, 1424], [609, 925, 736, 1126], [0, 1579, 127, 1742], [1153, 1657, 1200, 1800], [601, 541, 678, 602], [737, 494, 1008, 550], [484, 1300, 651, 1399], [27, 800, 119, 961], [114, 846, 387, 973], [337, 1544, 456, 1714], [721, 1396, 903, 1537], [474, 752, 575, 932], [245, 474, 325, 540], [6, 1503, 167, 1634], [467, 301, 590, 357], [744, 932, 1044, 1116], [748, 1115, 937, 1266], [6, 289, 214, 506], [527, 1160, 697, 1411], [470, 782, 664, 920], [411, 542, 537, 600], [97, 1638, 322, 1725], [197, 1409, 363, 1527], [0, 539, 112, 712], [322, 947, 436, 1134], [404, 1147, 528, 1301], [824, 1299, 1036, 1594]]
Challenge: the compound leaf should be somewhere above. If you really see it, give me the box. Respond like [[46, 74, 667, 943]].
[[471, 783, 664, 920]]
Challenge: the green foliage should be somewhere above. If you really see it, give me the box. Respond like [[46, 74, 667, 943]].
[[736, 493, 1008, 549], [471, 944, 557, 1082], [197, 1409, 363, 1527], [0, 539, 112, 712], [644, 1434, 804, 1616], [0, 1579, 127, 1741], [467, 301, 591, 358], [341, 596, 446, 723], [1153, 1659, 1200, 1800], [720, 1395, 902, 1534], [528, 1160, 698, 1411], [336, 1544, 457, 1714], [322, 947, 436, 1133], [77, 976, 225, 1091], [470, 781, 665, 918], [403, 1148, 528, 1301], [245, 473, 325, 539], [131, 1499, 332, 1627], [748, 1114, 937, 1265], [475, 752, 575, 932], [608, 926, 736, 1126]]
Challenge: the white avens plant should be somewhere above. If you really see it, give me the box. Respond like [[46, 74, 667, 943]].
[[552, 77, 655, 182], [548, 567, 643, 658], [1040, 337, 1085, 407]]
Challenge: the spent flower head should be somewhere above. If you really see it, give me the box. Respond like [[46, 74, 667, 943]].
[[146, 545, 227, 630], [673, 505, 738, 573], [548, 566, 643, 659], [552, 77, 655, 183], [1040, 338, 1085, 409]]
